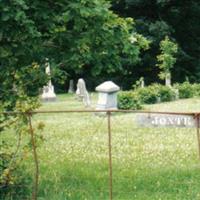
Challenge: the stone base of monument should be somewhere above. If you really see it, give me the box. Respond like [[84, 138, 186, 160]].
[[41, 96, 56, 102], [96, 92, 118, 110], [41, 85, 56, 102]]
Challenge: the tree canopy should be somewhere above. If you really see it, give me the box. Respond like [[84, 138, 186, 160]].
[[112, 0, 200, 84], [0, 0, 149, 109], [1, 0, 199, 107]]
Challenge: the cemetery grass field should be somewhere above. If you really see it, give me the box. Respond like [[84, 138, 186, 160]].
[[3, 95, 200, 200]]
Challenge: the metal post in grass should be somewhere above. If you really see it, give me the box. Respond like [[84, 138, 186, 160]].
[[195, 113, 200, 160], [107, 111, 113, 200], [27, 113, 39, 200]]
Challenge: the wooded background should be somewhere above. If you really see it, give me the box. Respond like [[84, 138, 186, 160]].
[[112, 0, 200, 86], [1, 0, 199, 97]]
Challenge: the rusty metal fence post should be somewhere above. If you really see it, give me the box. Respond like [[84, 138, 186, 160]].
[[195, 113, 200, 160], [107, 111, 113, 200], [27, 113, 39, 200]]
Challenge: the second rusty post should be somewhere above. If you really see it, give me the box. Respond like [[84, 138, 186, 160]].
[[196, 113, 200, 160], [27, 113, 39, 200], [107, 111, 113, 200]]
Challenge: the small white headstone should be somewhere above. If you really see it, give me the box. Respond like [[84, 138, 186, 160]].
[[95, 81, 120, 110], [140, 77, 144, 88], [68, 79, 74, 93], [76, 78, 91, 107], [41, 59, 56, 101], [166, 78, 171, 87], [165, 73, 171, 87], [174, 89, 179, 100]]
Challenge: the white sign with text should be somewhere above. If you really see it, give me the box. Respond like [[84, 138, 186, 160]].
[[136, 114, 198, 128]]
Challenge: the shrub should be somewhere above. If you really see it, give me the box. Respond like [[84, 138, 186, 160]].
[[192, 83, 200, 97], [118, 91, 142, 110], [152, 84, 176, 102], [174, 82, 194, 99], [135, 84, 177, 104], [0, 122, 32, 198], [135, 86, 158, 104], [0, 97, 44, 198]]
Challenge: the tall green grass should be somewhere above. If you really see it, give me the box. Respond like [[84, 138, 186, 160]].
[[2, 95, 200, 200]]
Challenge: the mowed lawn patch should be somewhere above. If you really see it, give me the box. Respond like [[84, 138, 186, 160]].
[[3, 95, 200, 199]]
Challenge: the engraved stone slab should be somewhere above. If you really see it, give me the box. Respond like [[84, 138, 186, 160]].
[[136, 113, 199, 128]]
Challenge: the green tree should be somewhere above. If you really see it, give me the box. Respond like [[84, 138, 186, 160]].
[[111, 0, 200, 83], [157, 36, 178, 86], [0, 0, 47, 109], [0, 0, 149, 109]]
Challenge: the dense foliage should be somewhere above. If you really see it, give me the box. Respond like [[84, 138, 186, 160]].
[[0, 99, 44, 198], [112, 0, 200, 85], [1, 0, 199, 93], [174, 82, 200, 99], [118, 82, 200, 109], [118, 91, 142, 109], [0, 0, 149, 105]]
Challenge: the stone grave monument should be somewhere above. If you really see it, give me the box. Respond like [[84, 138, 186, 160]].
[[76, 78, 91, 107], [165, 73, 171, 87], [68, 79, 74, 93], [140, 77, 144, 88], [95, 81, 120, 110], [41, 58, 56, 101]]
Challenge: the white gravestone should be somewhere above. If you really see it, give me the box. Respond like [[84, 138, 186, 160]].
[[174, 88, 179, 100], [165, 73, 171, 87], [166, 78, 171, 87], [140, 77, 144, 88], [41, 59, 56, 101], [68, 79, 74, 93], [76, 78, 91, 107], [95, 81, 120, 110]]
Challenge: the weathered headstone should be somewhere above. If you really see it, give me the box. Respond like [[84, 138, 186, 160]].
[[136, 113, 199, 128], [76, 78, 91, 107], [41, 59, 56, 101], [174, 88, 179, 100], [68, 79, 74, 93], [95, 81, 120, 110], [165, 73, 171, 87], [140, 77, 144, 88], [166, 78, 171, 87]]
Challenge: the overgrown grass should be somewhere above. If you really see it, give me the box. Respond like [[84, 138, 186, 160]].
[[2, 95, 200, 200]]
